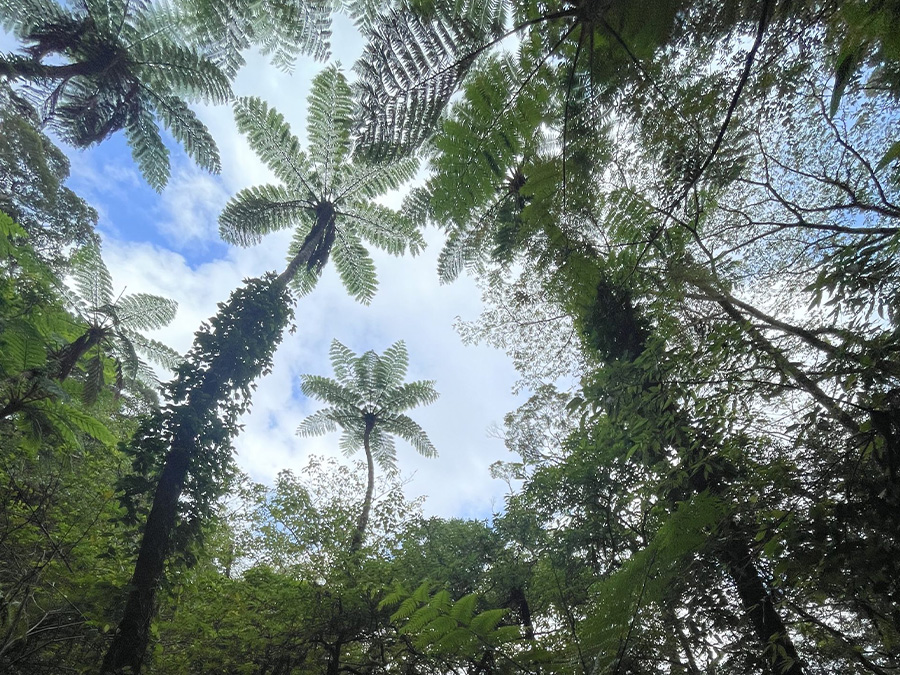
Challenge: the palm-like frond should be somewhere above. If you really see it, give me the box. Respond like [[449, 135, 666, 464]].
[[297, 339, 438, 465], [59, 243, 181, 403], [125, 331, 182, 370], [69, 243, 113, 311], [340, 201, 424, 256], [331, 228, 378, 303], [300, 374, 360, 408], [117, 293, 178, 331], [354, 2, 500, 159], [373, 340, 409, 390], [233, 96, 313, 192], [221, 67, 422, 303], [382, 413, 437, 457], [307, 62, 353, 182], [148, 92, 221, 173], [1, 0, 230, 189], [0, 0, 69, 36], [297, 408, 341, 436], [219, 185, 312, 246], [125, 93, 170, 192], [181, 0, 332, 77], [335, 155, 418, 201]]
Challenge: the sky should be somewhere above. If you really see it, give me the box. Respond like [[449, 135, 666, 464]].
[[50, 15, 526, 520]]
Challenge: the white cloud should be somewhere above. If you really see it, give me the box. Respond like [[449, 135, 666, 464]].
[[156, 165, 230, 248]]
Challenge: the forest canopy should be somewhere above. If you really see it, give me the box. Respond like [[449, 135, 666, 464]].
[[1, 1, 899, 674]]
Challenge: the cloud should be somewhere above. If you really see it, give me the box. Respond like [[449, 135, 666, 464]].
[[156, 165, 230, 248]]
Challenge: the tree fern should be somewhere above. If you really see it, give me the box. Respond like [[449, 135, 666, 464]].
[[55, 243, 181, 402], [0, 0, 230, 189], [220, 65, 422, 303], [354, 5, 492, 159], [184, 0, 333, 77], [298, 339, 438, 548]]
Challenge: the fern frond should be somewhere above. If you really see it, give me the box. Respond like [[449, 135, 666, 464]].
[[233, 96, 316, 193], [176, 0, 254, 77], [340, 200, 422, 256], [149, 92, 221, 173], [381, 380, 439, 412], [329, 339, 357, 385], [69, 244, 114, 311], [117, 293, 178, 331], [383, 412, 437, 457], [132, 39, 232, 104], [331, 227, 378, 304], [253, 0, 332, 70], [449, 593, 477, 624], [296, 408, 340, 436], [469, 607, 507, 636], [83, 353, 105, 406], [336, 155, 419, 203], [369, 429, 398, 472], [372, 340, 409, 391], [0, 0, 70, 37], [125, 94, 170, 191], [219, 185, 313, 246], [0, 321, 48, 371], [354, 8, 485, 159], [299, 374, 358, 408], [307, 64, 353, 181], [38, 399, 116, 446], [125, 331, 182, 370]]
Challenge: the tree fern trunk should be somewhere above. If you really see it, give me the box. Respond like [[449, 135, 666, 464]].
[[721, 532, 805, 675], [101, 441, 190, 673], [102, 274, 296, 673], [351, 420, 375, 552], [51, 327, 104, 382]]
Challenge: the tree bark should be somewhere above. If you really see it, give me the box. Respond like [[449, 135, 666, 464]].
[[101, 441, 190, 673], [51, 326, 105, 382], [102, 218, 331, 672], [351, 419, 375, 552], [721, 531, 805, 675]]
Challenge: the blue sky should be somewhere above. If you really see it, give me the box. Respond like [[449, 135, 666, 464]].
[[22, 15, 538, 519]]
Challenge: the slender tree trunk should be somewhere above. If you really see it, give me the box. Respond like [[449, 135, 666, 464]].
[[721, 532, 805, 675], [351, 420, 375, 552], [52, 327, 105, 382], [101, 441, 191, 673], [102, 229, 323, 673], [326, 640, 342, 675]]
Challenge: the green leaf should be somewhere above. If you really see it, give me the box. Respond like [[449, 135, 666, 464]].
[[876, 140, 900, 172]]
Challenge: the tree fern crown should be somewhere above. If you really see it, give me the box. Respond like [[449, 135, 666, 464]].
[[219, 65, 423, 304], [64, 243, 181, 403], [297, 339, 439, 471], [0, 0, 231, 190]]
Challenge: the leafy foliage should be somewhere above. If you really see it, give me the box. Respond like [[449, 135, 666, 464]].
[[57, 243, 181, 406], [0, 0, 231, 189], [220, 65, 423, 302]]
